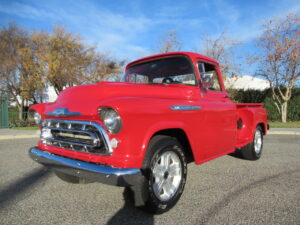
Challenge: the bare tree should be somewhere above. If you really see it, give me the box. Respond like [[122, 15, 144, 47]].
[[251, 14, 300, 122], [158, 30, 182, 53], [199, 32, 242, 78]]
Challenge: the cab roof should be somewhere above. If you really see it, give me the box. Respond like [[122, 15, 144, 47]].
[[126, 52, 219, 70]]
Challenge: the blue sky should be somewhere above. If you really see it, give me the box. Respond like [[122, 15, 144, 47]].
[[0, 0, 299, 74]]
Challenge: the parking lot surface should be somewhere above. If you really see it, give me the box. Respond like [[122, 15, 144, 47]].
[[0, 135, 299, 225]]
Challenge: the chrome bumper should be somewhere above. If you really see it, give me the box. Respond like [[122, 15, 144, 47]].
[[28, 148, 143, 186]]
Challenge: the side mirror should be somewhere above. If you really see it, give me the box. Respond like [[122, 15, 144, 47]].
[[201, 72, 214, 89]]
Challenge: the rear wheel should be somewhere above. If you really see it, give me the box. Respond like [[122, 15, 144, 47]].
[[241, 126, 263, 160], [141, 135, 187, 214]]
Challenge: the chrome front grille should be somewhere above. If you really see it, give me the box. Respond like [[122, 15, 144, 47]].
[[41, 119, 112, 155]]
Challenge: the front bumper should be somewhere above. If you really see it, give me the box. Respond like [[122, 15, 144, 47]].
[[29, 147, 143, 186]]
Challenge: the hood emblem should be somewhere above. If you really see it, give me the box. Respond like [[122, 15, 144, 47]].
[[46, 108, 81, 117]]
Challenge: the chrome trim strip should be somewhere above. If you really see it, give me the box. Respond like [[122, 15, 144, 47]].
[[44, 119, 113, 154], [29, 148, 143, 186], [170, 105, 202, 111]]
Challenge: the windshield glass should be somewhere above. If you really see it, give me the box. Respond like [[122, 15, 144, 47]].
[[124, 56, 197, 86]]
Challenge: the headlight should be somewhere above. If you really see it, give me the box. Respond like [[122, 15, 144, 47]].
[[98, 107, 122, 134], [33, 111, 42, 125]]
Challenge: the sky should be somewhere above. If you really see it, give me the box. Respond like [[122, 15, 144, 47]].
[[0, 0, 299, 75]]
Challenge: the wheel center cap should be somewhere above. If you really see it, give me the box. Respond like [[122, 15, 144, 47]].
[[164, 171, 169, 179]]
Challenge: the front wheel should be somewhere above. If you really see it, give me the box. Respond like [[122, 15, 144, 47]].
[[141, 135, 187, 214], [241, 126, 263, 160]]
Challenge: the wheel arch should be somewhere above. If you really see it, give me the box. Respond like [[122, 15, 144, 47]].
[[147, 128, 195, 163], [256, 122, 266, 135]]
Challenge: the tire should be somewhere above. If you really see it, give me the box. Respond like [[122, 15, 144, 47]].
[[141, 135, 187, 214], [241, 126, 263, 160], [54, 171, 80, 184]]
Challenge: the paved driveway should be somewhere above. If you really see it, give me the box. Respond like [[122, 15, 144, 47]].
[[0, 135, 299, 225]]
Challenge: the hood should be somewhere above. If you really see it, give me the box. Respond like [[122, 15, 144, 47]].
[[44, 82, 199, 117]]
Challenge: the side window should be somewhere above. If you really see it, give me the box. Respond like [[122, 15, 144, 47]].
[[198, 62, 222, 91]]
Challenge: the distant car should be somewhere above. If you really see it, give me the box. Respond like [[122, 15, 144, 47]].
[[29, 52, 268, 213]]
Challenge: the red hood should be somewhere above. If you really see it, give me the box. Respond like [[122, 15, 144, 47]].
[[43, 82, 199, 118]]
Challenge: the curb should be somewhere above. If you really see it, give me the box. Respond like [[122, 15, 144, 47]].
[[0, 135, 39, 140], [268, 131, 300, 135]]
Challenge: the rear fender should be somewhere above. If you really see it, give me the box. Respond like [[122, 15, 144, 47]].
[[237, 109, 254, 147], [236, 108, 267, 148]]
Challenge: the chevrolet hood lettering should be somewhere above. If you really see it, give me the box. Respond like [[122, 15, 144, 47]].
[[46, 108, 81, 117]]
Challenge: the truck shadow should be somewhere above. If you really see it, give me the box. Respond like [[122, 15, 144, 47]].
[[0, 167, 50, 210], [228, 151, 246, 160], [106, 187, 154, 225]]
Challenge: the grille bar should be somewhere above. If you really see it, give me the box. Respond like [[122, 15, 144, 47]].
[[41, 119, 112, 155], [46, 138, 96, 148], [47, 127, 98, 138]]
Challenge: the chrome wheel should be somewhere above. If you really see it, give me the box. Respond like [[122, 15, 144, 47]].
[[152, 151, 182, 201], [254, 129, 262, 154]]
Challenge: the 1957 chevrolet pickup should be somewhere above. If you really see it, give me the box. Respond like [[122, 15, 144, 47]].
[[29, 52, 267, 213]]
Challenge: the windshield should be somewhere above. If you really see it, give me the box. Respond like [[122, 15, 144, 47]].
[[124, 56, 197, 86]]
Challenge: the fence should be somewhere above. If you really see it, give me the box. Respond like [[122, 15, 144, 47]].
[[0, 94, 9, 128], [8, 111, 36, 127]]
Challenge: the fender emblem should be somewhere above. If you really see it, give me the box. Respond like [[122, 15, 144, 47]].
[[170, 105, 202, 111], [46, 108, 81, 117]]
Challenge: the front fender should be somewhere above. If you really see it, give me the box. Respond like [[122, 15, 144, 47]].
[[29, 103, 50, 115], [101, 97, 199, 168]]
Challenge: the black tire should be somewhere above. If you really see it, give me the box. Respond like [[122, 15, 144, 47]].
[[54, 171, 80, 184], [141, 135, 187, 214], [241, 126, 263, 160]]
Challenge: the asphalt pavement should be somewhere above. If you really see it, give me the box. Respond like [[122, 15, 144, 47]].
[[0, 135, 299, 225]]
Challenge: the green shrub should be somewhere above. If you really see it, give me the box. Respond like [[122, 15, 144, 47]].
[[288, 95, 300, 121], [8, 110, 35, 128], [228, 89, 269, 103]]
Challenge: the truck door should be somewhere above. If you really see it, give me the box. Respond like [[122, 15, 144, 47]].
[[196, 62, 237, 161]]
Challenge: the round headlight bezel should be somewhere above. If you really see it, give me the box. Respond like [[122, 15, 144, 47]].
[[98, 107, 122, 134]]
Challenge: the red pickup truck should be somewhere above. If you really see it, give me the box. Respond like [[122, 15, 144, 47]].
[[29, 52, 267, 213]]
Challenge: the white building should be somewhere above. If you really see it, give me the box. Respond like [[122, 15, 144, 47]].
[[43, 86, 58, 102], [224, 75, 270, 90]]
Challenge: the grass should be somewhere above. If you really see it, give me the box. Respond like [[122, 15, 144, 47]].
[[12, 126, 38, 130], [269, 121, 300, 128]]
